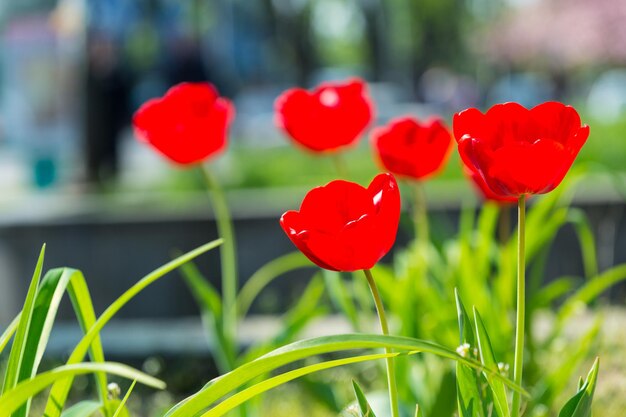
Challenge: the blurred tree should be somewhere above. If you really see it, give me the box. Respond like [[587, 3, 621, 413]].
[[358, 0, 388, 81], [85, 33, 129, 185], [408, 0, 470, 96], [262, 0, 318, 85]]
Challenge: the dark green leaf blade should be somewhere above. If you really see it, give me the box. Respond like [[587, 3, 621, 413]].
[[352, 380, 377, 417]]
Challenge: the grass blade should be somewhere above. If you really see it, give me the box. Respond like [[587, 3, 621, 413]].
[[240, 273, 328, 363], [352, 380, 378, 417], [558, 264, 626, 322], [567, 209, 598, 280], [112, 380, 137, 417], [203, 352, 397, 417], [474, 308, 510, 417], [0, 314, 21, 356], [324, 270, 361, 331], [455, 291, 485, 417], [13, 268, 109, 417], [60, 401, 102, 417], [164, 333, 528, 417], [64, 269, 110, 406], [238, 251, 313, 318], [557, 358, 599, 417], [178, 259, 232, 373], [1, 244, 46, 396], [43, 239, 222, 417], [179, 260, 222, 319], [0, 362, 164, 417]]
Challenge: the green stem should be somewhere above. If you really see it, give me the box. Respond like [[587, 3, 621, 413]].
[[498, 204, 511, 244], [332, 153, 349, 178], [413, 182, 429, 248], [511, 194, 526, 417], [201, 165, 238, 368], [363, 269, 400, 417]]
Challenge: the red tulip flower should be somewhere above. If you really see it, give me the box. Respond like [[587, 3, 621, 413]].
[[133, 82, 235, 165], [454, 102, 589, 198], [275, 78, 374, 152], [280, 173, 400, 272], [372, 117, 453, 180], [463, 164, 518, 204]]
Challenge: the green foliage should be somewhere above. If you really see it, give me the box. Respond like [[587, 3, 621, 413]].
[[0, 363, 163, 417], [0, 240, 222, 417], [2, 125, 622, 417], [557, 359, 599, 417], [163, 333, 525, 417], [352, 380, 378, 417], [60, 401, 102, 417], [112, 380, 137, 417], [360, 172, 618, 417]]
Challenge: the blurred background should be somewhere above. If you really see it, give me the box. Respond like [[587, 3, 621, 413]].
[[0, 0, 625, 414]]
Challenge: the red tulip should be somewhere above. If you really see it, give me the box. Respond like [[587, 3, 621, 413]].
[[372, 117, 453, 180], [463, 164, 518, 204], [133, 82, 234, 165], [275, 78, 374, 152], [280, 173, 400, 272], [454, 102, 589, 197]]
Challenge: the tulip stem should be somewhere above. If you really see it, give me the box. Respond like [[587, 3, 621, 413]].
[[201, 165, 238, 369], [332, 154, 349, 178], [413, 181, 429, 248], [511, 194, 526, 417], [498, 204, 511, 244], [364, 269, 400, 417]]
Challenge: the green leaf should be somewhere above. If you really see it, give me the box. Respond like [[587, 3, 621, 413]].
[[537, 318, 601, 408], [177, 258, 232, 372], [2, 244, 46, 396], [0, 314, 20, 356], [558, 264, 626, 322], [0, 267, 111, 417], [237, 251, 313, 318], [474, 203, 500, 282], [567, 209, 598, 280], [428, 369, 458, 417], [43, 239, 222, 417], [0, 362, 165, 417], [299, 377, 342, 412], [324, 270, 361, 331], [64, 269, 111, 405], [474, 308, 510, 417], [455, 289, 475, 347], [557, 358, 599, 417], [240, 273, 328, 364], [112, 380, 137, 417], [164, 333, 527, 417], [179, 259, 222, 319], [529, 277, 575, 310], [352, 380, 377, 417], [203, 352, 397, 417], [456, 363, 484, 417], [14, 268, 110, 417], [60, 401, 102, 417], [454, 291, 485, 417]]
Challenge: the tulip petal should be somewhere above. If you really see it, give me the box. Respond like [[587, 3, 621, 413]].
[[373, 117, 452, 180], [132, 82, 234, 165], [368, 173, 401, 256], [299, 180, 373, 233], [486, 139, 572, 195], [275, 78, 374, 153], [455, 101, 588, 198], [279, 173, 401, 272], [531, 102, 581, 144], [279, 211, 339, 271]]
